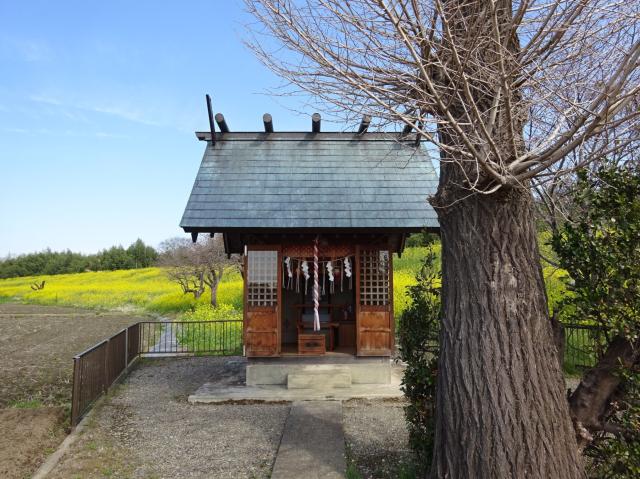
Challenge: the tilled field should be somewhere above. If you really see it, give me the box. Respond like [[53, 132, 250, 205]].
[[0, 303, 148, 479]]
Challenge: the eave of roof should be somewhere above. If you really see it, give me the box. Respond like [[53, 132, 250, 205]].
[[194, 131, 424, 142]]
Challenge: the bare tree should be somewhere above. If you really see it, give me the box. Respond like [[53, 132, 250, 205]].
[[244, 1, 639, 477], [159, 235, 237, 306]]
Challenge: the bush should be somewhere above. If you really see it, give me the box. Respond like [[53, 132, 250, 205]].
[[552, 164, 640, 475], [585, 369, 640, 478], [182, 303, 242, 322], [405, 231, 439, 248], [397, 247, 441, 472]]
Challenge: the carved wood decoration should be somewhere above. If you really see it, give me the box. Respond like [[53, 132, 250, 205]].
[[282, 244, 354, 258]]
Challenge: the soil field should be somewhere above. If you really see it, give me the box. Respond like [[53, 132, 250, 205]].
[[0, 303, 149, 479]]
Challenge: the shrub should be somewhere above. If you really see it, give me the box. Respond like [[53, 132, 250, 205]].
[[585, 369, 640, 478], [552, 164, 640, 475], [405, 231, 439, 248], [397, 247, 441, 472], [182, 302, 242, 322]]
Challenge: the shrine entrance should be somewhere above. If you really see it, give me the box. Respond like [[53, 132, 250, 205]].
[[280, 254, 357, 356], [243, 241, 394, 358]]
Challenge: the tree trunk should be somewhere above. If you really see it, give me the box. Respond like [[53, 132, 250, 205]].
[[210, 280, 219, 307], [569, 336, 640, 450], [430, 184, 584, 478]]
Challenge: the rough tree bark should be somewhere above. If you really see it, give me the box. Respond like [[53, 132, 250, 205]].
[[427, 1, 585, 475], [431, 181, 584, 477]]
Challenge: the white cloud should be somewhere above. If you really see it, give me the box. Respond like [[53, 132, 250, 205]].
[[29, 94, 63, 106], [29, 94, 164, 127]]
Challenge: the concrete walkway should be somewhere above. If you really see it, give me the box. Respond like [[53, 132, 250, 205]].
[[147, 320, 187, 356], [272, 401, 346, 479]]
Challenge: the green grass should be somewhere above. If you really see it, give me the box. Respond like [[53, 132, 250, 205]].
[[346, 463, 363, 479], [9, 399, 44, 409]]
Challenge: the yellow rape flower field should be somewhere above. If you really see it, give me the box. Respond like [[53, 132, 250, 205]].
[[0, 244, 567, 320], [0, 267, 244, 315]]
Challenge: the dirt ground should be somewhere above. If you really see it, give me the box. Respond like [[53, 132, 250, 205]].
[[0, 407, 67, 479], [0, 303, 149, 479]]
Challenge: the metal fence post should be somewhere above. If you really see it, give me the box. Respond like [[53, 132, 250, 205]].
[[102, 340, 108, 393], [71, 356, 81, 427], [125, 326, 129, 367]]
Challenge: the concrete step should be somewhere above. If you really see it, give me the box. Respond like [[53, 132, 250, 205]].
[[247, 360, 391, 386], [287, 370, 352, 389]]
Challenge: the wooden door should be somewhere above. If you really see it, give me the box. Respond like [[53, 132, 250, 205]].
[[244, 247, 281, 357], [356, 247, 393, 356]]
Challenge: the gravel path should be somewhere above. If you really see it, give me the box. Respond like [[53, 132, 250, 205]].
[[343, 398, 416, 479], [50, 357, 290, 479]]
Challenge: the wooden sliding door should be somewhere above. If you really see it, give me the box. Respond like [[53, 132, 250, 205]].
[[244, 246, 281, 357], [356, 247, 393, 356]]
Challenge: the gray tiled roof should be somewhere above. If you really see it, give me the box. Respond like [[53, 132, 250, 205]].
[[180, 132, 439, 231]]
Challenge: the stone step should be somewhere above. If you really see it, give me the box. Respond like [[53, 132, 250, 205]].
[[287, 371, 352, 389], [247, 360, 391, 386]]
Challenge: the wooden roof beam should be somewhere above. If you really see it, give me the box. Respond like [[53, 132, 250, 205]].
[[357, 115, 371, 134], [263, 113, 273, 133], [312, 113, 321, 133], [205, 94, 216, 146], [215, 113, 229, 133]]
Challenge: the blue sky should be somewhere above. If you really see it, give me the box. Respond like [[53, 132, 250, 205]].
[[0, 0, 317, 256]]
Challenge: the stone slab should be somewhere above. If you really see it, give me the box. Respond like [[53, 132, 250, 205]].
[[246, 362, 390, 386], [188, 382, 403, 403], [287, 371, 352, 389], [271, 401, 346, 479]]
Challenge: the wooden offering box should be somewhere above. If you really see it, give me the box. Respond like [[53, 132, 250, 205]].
[[298, 334, 326, 355]]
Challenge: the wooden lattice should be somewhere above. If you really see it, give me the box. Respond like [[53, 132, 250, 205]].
[[247, 250, 278, 307], [359, 250, 390, 306]]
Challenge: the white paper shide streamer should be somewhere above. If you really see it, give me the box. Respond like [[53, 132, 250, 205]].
[[284, 256, 293, 278], [326, 261, 334, 293], [344, 256, 352, 288], [301, 260, 310, 293]]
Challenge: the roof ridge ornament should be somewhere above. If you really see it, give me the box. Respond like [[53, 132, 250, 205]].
[[215, 113, 229, 133], [205, 94, 216, 146], [357, 115, 371, 134], [263, 113, 273, 133], [311, 113, 321, 133]]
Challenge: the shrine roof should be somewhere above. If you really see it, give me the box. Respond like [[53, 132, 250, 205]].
[[180, 131, 439, 233]]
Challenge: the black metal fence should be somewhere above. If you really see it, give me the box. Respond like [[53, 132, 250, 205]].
[[138, 320, 243, 356], [71, 319, 243, 426], [562, 322, 605, 370], [71, 319, 601, 426]]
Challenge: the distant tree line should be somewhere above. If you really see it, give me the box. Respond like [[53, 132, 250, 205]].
[[0, 239, 158, 279]]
